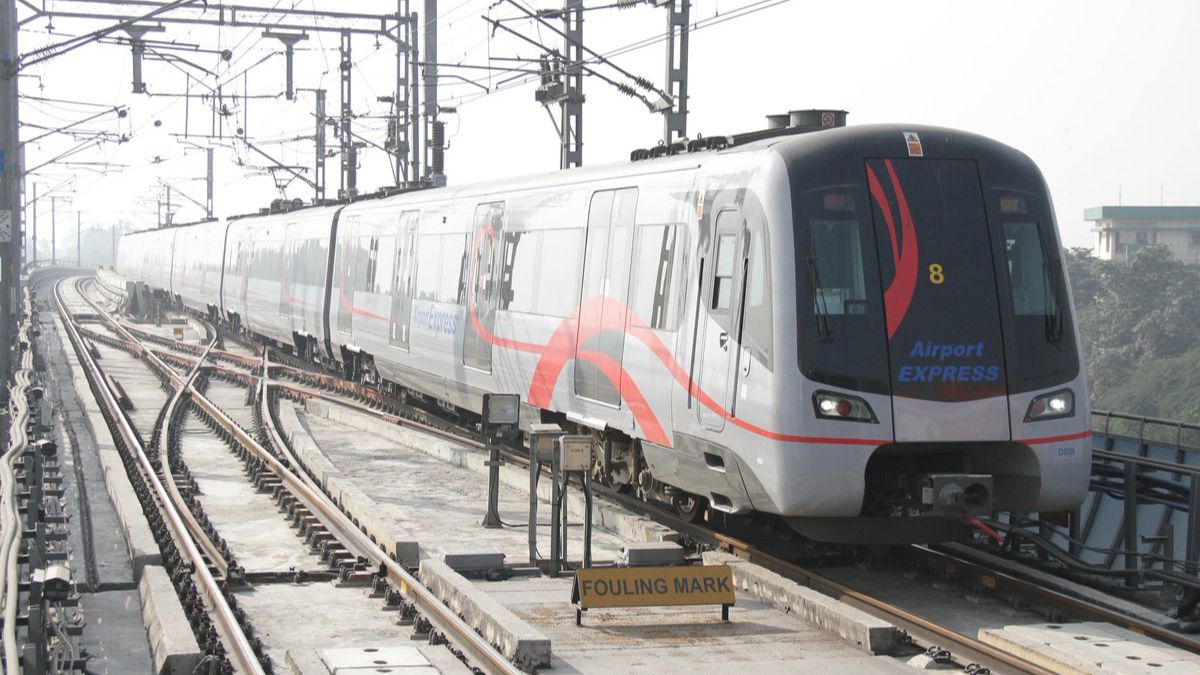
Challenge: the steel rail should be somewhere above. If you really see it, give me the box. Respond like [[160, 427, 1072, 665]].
[[80, 284, 521, 675], [54, 278, 265, 675], [918, 543, 1200, 653], [75, 281, 235, 579], [246, 356, 522, 675], [156, 340, 234, 579]]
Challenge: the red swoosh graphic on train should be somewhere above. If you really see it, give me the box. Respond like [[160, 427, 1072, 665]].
[[463, 218, 888, 448], [1020, 430, 1091, 445], [283, 284, 316, 308], [867, 159, 919, 339], [243, 282, 314, 309]]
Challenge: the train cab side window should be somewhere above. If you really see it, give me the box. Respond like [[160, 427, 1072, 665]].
[[712, 232, 736, 311], [742, 213, 773, 368], [1002, 221, 1056, 317]]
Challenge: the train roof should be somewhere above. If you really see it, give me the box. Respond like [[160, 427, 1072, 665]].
[[122, 122, 1034, 237]]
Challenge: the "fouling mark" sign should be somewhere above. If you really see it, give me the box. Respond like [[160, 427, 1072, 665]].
[[571, 565, 735, 625]]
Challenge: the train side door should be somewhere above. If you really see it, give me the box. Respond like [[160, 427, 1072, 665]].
[[389, 210, 419, 349], [464, 203, 503, 372], [336, 215, 360, 335], [574, 188, 637, 406], [695, 209, 746, 431]]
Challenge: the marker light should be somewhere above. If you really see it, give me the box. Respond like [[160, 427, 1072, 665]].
[[813, 391, 877, 423], [823, 193, 854, 212], [1000, 195, 1028, 215], [1024, 389, 1074, 422]]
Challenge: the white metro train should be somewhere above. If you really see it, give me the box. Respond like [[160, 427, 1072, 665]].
[[116, 118, 1091, 543]]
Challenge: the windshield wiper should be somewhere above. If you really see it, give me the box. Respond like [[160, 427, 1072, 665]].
[[806, 256, 833, 343], [1043, 260, 1064, 344]]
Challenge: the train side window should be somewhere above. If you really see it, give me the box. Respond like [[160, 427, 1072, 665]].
[[537, 228, 584, 317], [454, 233, 470, 305], [712, 232, 736, 311], [374, 236, 395, 294], [414, 234, 442, 301], [499, 230, 537, 312], [364, 236, 380, 292], [631, 224, 683, 330], [446, 234, 470, 305]]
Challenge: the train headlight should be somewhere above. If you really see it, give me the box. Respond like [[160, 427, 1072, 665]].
[[1024, 389, 1074, 422], [812, 391, 877, 423]]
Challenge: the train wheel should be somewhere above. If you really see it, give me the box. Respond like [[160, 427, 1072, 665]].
[[672, 493, 708, 523]]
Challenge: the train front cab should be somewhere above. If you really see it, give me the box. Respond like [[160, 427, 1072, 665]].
[[769, 126, 1090, 543]]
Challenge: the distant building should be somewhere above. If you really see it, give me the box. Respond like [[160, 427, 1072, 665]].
[[1086, 206, 1200, 263]]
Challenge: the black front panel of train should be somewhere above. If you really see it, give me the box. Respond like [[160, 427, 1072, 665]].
[[864, 159, 1008, 402]]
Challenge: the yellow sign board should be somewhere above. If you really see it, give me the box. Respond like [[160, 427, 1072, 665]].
[[571, 565, 735, 624]]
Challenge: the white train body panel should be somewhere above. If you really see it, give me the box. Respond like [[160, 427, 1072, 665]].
[[115, 124, 1093, 535], [172, 220, 229, 315]]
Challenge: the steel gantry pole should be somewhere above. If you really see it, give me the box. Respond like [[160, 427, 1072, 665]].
[[338, 30, 356, 200], [28, 182, 35, 265], [314, 88, 326, 203], [50, 195, 56, 261], [205, 147, 214, 219], [409, 12, 420, 187], [561, 0, 583, 169], [393, 0, 411, 186], [0, 0, 17, 380], [423, 0, 443, 186], [663, 0, 689, 145]]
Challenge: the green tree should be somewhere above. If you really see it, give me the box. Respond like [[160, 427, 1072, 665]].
[[1066, 245, 1200, 421]]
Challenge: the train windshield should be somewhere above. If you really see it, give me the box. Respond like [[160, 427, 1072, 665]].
[[797, 159, 1078, 399], [994, 190, 1079, 390], [796, 186, 891, 394]]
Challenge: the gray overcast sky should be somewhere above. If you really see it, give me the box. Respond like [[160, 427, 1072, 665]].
[[18, 0, 1200, 252]]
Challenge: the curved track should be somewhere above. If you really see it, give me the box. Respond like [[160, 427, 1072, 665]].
[[61, 277, 522, 675], [54, 277, 266, 675]]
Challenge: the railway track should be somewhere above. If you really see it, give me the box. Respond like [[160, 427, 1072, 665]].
[[54, 274, 1200, 674], [53, 278, 266, 674], [55, 276, 522, 675]]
